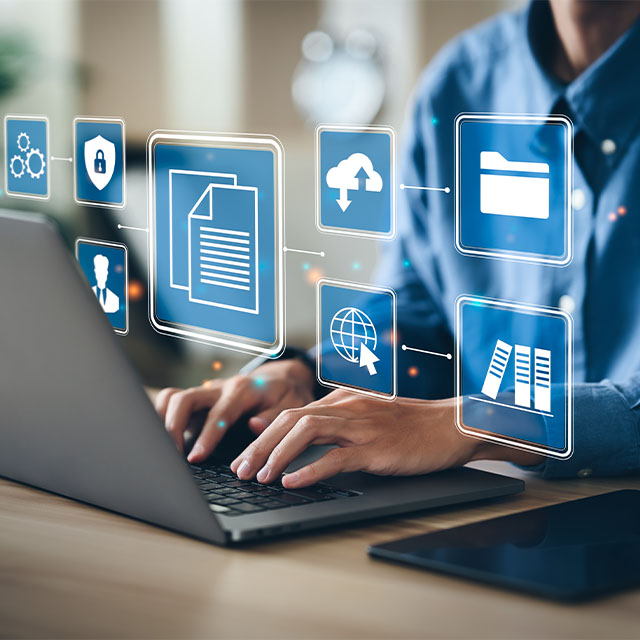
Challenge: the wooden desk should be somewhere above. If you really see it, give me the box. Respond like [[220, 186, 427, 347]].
[[1, 463, 639, 639]]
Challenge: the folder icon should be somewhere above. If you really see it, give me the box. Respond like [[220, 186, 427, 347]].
[[480, 151, 550, 219]]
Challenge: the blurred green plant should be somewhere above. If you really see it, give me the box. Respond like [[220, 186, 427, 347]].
[[0, 33, 34, 97]]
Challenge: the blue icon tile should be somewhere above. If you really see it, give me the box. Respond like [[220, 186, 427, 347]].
[[75, 118, 125, 207], [455, 114, 572, 265], [5, 116, 49, 199], [148, 133, 283, 356], [76, 239, 128, 335], [317, 126, 395, 238], [456, 296, 573, 458], [318, 279, 396, 399]]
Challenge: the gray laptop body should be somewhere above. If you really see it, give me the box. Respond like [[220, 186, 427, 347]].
[[0, 211, 523, 545]]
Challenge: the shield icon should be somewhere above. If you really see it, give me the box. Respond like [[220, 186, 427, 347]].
[[84, 135, 116, 191]]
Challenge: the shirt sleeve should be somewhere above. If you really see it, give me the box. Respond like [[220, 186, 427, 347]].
[[527, 378, 640, 478]]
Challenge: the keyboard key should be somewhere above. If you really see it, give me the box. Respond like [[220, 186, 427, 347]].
[[200, 482, 225, 491], [208, 504, 231, 513], [227, 491, 254, 500], [230, 503, 264, 513], [212, 497, 242, 506], [284, 488, 336, 501], [273, 493, 311, 505]]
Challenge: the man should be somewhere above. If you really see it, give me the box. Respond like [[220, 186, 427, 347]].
[[92, 254, 120, 314], [156, 0, 640, 488]]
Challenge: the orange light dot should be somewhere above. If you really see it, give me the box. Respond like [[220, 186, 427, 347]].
[[306, 267, 325, 285], [408, 366, 419, 378], [202, 379, 214, 387], [618, 206, 627, 216], [608, 212, 617, 222], [212, 360, 223, 372], [128, 279, 145, 301]]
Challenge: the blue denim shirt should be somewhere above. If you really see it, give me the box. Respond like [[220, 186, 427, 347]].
[[375, 1, 640, 478]]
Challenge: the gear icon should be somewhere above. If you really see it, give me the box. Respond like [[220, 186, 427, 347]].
[[10, 154, 25, 178], [26, 147, 46, 179], [17, 132, 30, 152]]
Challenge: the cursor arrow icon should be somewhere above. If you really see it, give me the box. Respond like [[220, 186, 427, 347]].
[[359, 343, 380, 376]]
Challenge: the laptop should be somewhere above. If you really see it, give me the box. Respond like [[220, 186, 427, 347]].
[[0, 210, 524, 545]]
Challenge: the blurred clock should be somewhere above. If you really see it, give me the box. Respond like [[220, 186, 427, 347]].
[[292, 29, 386, 125]]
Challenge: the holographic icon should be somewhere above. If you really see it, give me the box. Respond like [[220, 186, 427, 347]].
[[5, 115, 49, 199]]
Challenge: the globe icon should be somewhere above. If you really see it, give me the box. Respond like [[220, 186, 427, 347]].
[[330, 307, 377, 363]]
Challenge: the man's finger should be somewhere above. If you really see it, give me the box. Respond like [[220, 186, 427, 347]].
[[281, 446, 365, 488], [230, 407, 306, 478], [165, 387, 221, 453], [155, 387, 180, 420], [247, 390, 312, 434], [255, 415, 346, 483], [187, 377, 261, 463]]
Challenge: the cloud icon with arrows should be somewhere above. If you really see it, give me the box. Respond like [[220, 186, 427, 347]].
[[326, 152, 383, 212]]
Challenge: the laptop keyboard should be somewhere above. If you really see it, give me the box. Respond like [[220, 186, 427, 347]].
[[189, 462, 360, 516]]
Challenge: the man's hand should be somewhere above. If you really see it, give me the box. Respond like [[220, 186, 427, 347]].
[[155, 359, 315, 463], [229, 390, 543, 488]]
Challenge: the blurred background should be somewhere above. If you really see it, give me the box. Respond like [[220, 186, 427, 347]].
[[0, 0, 517, 388]]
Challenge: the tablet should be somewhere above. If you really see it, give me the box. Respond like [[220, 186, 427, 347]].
[[369, 490, 640, 601]]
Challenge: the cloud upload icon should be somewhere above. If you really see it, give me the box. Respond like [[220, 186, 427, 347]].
[[326, 152, 383, 212]]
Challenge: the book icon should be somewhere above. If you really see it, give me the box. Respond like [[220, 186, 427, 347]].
[[476, 339, 552, 416], [479, 151, 550, 220]]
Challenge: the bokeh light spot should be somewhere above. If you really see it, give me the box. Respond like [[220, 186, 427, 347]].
[[608, 212, 617, 222], [128, 279, 145, 301], [212, 360, 223, 372], [408, 366, 419, 378], [618, 206, 627, 216], [306, 267, 325, 285]]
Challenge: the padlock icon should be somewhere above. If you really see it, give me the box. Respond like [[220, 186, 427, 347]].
[[94, 149, 106, 174]]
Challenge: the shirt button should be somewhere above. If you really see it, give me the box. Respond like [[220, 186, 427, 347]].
[[558, 295, 575, 314], [577, 468, 593, 478], [601, 139, 616, 155], [572, 188, 586, 211]]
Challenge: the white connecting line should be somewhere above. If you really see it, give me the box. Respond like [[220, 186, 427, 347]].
[[402, 344, 452, 360], [400, 184, 450, 194], [283, 247, 325, 257], [50, 156, 73, 163], [118, 224, 149, 233]]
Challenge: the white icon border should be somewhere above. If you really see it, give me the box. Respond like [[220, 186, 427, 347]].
[[316, 277, 397, 400], [454, 113, 574, 266], [315, 124, 396, 241], [147, 129, 285, 358], [73, 116, 127, 209], [455, 294, 573, 459], [75, 237, 129, 336], [4, 114, 51, 201]]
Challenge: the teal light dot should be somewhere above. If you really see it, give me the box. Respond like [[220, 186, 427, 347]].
[[353, 262, 360, 270], [303, 262, 310, 270], [403, 259, 411, 268], [218, 420, 226, 428], [254, 377, 266, 388], [431, 117, 439, 126]]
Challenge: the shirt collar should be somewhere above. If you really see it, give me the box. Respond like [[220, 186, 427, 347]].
[[525, 0, 640, 153]]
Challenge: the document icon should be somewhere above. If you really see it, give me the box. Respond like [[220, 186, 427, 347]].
[[479, 151, 549, 219], [187, 181, 258, 314]]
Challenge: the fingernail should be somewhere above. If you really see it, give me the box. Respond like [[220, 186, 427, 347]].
[[283, 471, 300, 486], [249, 416, 268, 429], [187, 444, 202, 462], [237, 460, 251, 479], [256, 465, 270, 483]]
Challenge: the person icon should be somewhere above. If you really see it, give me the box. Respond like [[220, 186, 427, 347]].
[[92, 253, 120, 314]]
